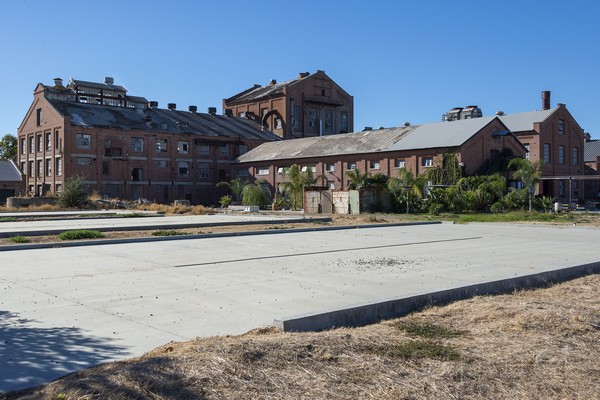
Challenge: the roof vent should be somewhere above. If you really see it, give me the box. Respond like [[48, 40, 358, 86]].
[[149, 101, 158, 109], [224, 109, 233, 117], [363, 126, 373, 131], [208, 107, 217, 115], [167, 103, 176, 111], [269, 79, 277, 86], [379, 126, 385, 130], [496, 111, 505, 116], [243, 111, 256, 119], [53, 77, 63, 87], [189, 105, 197, 113], [104, 77, 114, 86], [403, 122, 410, 127], [298, 72, 310, 79]]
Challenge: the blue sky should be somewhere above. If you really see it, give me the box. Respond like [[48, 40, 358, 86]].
[[1, 0, 599, 138]]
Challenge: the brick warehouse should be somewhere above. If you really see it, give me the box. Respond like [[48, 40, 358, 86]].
[[17, 77, 280, 204], [234, 116, 526, 193]]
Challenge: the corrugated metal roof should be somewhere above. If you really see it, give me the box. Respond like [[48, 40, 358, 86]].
[[0, 160, 23, 182], [499, 107, 557, 132], [236, 116, 503, 163], [226, 79, 299, 103], [584, 140, 600, 162], [49, 100, 281, 142], [70, 79, 127, 92]]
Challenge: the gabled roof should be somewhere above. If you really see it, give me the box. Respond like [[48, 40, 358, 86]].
[[225, 78, 301, 104], [48, 100, 281, 142], [0, 160, 23, 182], [236, 116, 506, 163], [499, 107, 558, 132], [69, 79, 127, 92], [584, 140, 600, 162]]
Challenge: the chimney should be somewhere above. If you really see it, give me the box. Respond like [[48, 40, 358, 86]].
[[53, 77, 63, 87], [189, 105, 197, 113], [496, 111, 505, 116], [584, 132, 591, 143], [363, 127, 373, 131], [208, 107, 217, 115], [105, 77, 114, 86], [541, 90, 551, 110], [167, 103, 176, 111], [269, 79, 277, 86], [403, 122, 410, 127], [149, 101, 158, 109], [298, 72, 310, 79], [224, 109, 233, 117]]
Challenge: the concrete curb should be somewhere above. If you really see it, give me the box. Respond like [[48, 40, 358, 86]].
[[0, 221, 440, 252], [0, 217, 333, 238], [273, 261, 600, 332]]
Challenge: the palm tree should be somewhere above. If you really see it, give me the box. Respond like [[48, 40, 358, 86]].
[[279, 164, 317, 210], [346, 168, 369, 190], [387, 168, 425, 214], [508, 158, 543, 212], [216, 177, 247, 202]]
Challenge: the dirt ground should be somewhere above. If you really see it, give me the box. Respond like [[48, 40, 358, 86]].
[[3, 273, 598, 400]]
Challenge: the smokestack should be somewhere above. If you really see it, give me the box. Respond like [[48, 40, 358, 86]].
[[541, 90, 551, 110]]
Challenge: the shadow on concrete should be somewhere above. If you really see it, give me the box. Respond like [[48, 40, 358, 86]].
[[0, 310, 128, 394]]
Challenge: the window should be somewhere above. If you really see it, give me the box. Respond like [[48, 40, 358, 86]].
[[277, 166, 288, 174], [308, 108, 317, 129], [324, 110, 333, 134], [36, 108, 42, 126], [572, 147, 579, 165], [261, 108, 269, 118], [239, 144, 248, 155], [45, 159, 52, 176], [347, 161, 356, 170], [56, 158, 62, 176], [29, 136, 34, 153], [292, 105, 300, 129], [178, 161, 190, 177], [523, 143, 530, 160], [339, 111, 349, 133], [102, 161, 109, 175], [131, 137, 143, 152], [28, 161, 34, 176], [46, 132, 52, 150], [20, 162, 25, 174], [395, 159, 405, 168], [301, 165, 316, 173], [369, 160, 380, 170], [198, 162, 210, 179], [236, 169, 249, 177], [219, 145, 229, 156], [256, 167, 270, 175], [76, 157, 92, 165], [559, 180, 565, 197], [76, 133, 91, 149], [55, 184, 62, 193], [37, 135, 42, 152], [177, 141, 189, 154], [544, 143, 551, 163], [558, 145, 565, 164], [132, 168, 144, 181], [421, 157, 433, 167], [326, 163, 335, 172], [20, 138, 25, 154], [326, 180, 335, 190], [155, 160, 169, 168], [37, 160, 42, 175], [155, 139, 167, 153], [558, 119, 564, 135], [199, 145, 210, 156], [274, 117, 283, 129], [55, 130, 60, 150]]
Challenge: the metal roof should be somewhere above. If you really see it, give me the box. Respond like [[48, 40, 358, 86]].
[[225, 78, 300, 103], [236, 117, 504, 163], [0, 160, 23, 182], [499, 107, 557, 132], [48, 100, 281, 142], [584, 140, 600, 162], [69, 79, 127, 92]]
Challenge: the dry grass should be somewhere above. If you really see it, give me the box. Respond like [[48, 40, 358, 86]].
[[4, 274, 599, 400], [132, 203, 213, 215]]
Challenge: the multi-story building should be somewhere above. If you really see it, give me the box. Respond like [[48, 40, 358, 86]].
[[223, 70, 353, 140], [18, 77, 279, 204], [234, 116, 526, 193], [584, 135, 600, 200]]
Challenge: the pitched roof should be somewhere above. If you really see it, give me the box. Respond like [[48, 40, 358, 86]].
[[48, 100, 281, 142], [584, 140, 600, 162], [225, 78, 301, 104], [69, 79, 127, 92], [236, 116, 504, 163], [499, 107, 558, 132], [0, 160, 23, 182]]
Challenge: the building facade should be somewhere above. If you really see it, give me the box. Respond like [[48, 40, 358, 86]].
[[18, 77, 280, 204], [223, 70, 353, 140], [234, 117, 525, 194]]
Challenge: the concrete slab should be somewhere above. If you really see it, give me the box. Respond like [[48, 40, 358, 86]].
[[1, 223, 599, 393]]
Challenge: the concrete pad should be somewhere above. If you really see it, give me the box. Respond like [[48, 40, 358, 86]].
[[1, 223, 599, 393]]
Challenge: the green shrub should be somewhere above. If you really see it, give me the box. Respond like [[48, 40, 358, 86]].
[[0, 217, 17, 222], [56, 175, 88, 208], [396, 322, 466, 339], [242, 182, 271, 208], [9, 235, 30, 243], [219, 195, 232, 208], [58, 230, 104, 240], [151, 230, 185, 236]]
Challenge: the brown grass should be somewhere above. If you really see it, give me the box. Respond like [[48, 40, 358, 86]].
[[4, 274, 599, 400]]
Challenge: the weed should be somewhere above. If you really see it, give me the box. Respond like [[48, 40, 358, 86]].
[[151, 230, 186, 236], [389, 340, 461, 361], [58, 230, 105, 240], [0, 217, 17, 222], [9, 235, 30, 243], [396, 322, 466, 339]]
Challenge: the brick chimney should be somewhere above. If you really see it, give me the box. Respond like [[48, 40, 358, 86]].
[[541, 90, 551, 110]]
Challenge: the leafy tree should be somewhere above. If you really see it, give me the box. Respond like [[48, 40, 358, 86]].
[[508, 158, 544, 212], [387, 168, 426, 214], [216, 178, 247, 202], [426, 152, 463, 186], [242, 181, 270, 208], [279, 164, 318, 210], [57, 175, 88, 208], [346, 168, 370, 190], [0, 134, 17, 161]]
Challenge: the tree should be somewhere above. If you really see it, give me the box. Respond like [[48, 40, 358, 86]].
[[346, 168, 369, 190], [242, 181, 270, 208], [426, 152, 463, 186], [508, 158, 543, 212], [0, 134, 17, 161], [387, 168, 425, 214], [279, 164, 318, 210], [57, 175, 88, 208], [216, 178, 247, 202]]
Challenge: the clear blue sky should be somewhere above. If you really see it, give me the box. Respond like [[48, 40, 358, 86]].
[[1, 0, 599, 138]]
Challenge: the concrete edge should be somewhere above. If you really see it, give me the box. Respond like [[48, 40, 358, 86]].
[[273, 261, 600, 332], [0, 221, 441, 252], [0, 217, 333, 238]]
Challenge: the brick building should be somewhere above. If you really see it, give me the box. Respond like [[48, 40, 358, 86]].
[[17, 77, 279, 204], [223, 70, 353, 140], [0, 160, 24, 204], [584, 137, 600, 199], [234, 116, 525, 194]]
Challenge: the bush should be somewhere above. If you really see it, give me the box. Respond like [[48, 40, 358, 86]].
[[57, 175, 88, 208], [58, 230, 104, 240], [242, 182, 270, 208], [151, 230, 185, 236], [9, 235, 30, 243], [219, 195, 232, 208]]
